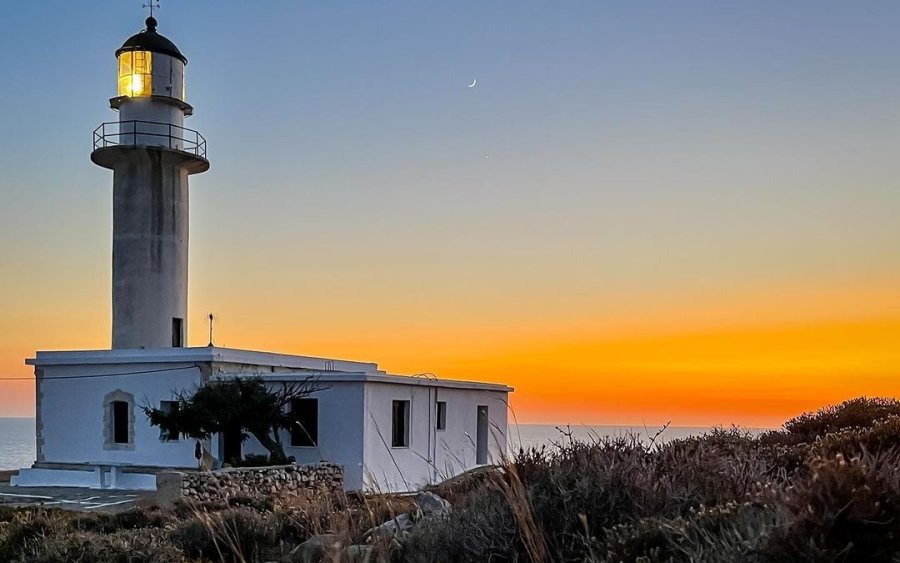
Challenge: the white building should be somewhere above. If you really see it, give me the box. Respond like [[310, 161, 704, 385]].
[[14, 15, 510, 493]]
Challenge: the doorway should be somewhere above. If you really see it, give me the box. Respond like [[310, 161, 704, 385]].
[[221, 429, 242, 464]]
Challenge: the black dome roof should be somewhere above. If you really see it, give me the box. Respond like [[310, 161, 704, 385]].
[[116, 17, 187, 64]]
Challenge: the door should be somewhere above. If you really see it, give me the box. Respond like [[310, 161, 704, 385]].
[[476, 405, 489, 465]]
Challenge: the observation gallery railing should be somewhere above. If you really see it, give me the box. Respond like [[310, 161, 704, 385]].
[[93, 120, 207, 159]]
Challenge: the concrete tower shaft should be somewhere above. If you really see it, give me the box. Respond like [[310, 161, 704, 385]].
[[92, 17, 209, 349]]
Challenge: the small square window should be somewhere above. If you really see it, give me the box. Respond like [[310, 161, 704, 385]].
[[436, 401, 447, 431], [159, 401, 179, 442], [392, 400, 410, 448]]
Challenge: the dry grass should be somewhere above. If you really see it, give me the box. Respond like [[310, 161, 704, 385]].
[[5, 396, 900, 562]]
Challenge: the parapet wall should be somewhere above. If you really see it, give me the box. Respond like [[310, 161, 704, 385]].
[[157, 463, 343, 503]]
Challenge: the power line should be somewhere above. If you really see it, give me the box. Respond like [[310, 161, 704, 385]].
[[0, 366, 200, 382]]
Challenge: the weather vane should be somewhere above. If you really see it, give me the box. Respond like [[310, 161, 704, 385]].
[[143, 0, 160, 18]]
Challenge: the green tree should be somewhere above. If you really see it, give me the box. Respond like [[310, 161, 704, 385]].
[[143, 377, 323, 464]]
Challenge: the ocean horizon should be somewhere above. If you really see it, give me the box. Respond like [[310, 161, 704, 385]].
[[0, 418, 771, 471]]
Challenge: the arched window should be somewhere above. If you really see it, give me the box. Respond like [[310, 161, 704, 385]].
[[103, 390, 135, 450]]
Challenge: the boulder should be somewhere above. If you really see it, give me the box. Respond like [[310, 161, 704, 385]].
[[365, 513, 415, 539], [416, 492, 451, 517]]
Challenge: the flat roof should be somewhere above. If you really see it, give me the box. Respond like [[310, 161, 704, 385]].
[[27, 346, 513, 393]]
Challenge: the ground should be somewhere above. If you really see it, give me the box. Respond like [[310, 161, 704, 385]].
[[0, 472, 155, 513]]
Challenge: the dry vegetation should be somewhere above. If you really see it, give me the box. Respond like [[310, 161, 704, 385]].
[[4, 396, 900, 562]]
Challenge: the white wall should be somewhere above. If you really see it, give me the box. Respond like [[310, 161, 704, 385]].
[[38, 362, 202, 468], [237, 381, 367, 490], [432, 388, 509, 480], [362, 383, 508, 492]]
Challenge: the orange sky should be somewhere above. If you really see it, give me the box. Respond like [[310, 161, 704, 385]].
[[2, 274, 897, 427]]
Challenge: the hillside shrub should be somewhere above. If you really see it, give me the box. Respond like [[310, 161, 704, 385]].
[[784, 397, 900, 441], [761, 451, 900, 562]]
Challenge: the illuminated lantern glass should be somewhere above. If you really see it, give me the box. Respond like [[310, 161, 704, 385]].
[[117, 51, 152, 97]]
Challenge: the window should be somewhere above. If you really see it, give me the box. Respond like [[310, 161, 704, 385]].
[[159, 401, 179, 441], [172, 318, 184, 348], [103, 390, 134, 450], [112, 401, 130, 444], [117, 51, 152, 97], [436, 401, 447, 431], [290, 398, 318, 447], [476, 405, 489, 465], [392, 400, 410, 447]]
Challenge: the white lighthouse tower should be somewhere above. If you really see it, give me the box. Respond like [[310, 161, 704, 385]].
[[91, 15, 208, 349]]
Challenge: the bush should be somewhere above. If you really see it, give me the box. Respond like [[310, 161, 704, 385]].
[[169, 506, 277, 562], [18, 529, 183, 563], [273, 490, 350, 544], [761, 451, 900, 562], [400, 487, 519, 563], [604, 501, 787, 563], [0, 510, 69, 562], [811, 416, 900, 459], [71, 505, 175, 534], [233, 453, 276, 467], [784, 397, 900, 441]]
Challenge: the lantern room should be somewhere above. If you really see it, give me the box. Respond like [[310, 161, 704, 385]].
[[111, 17, 190, 115]]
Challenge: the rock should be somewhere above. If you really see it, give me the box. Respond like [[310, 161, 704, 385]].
[[416, 492, 451, 517], [290, 534, 343, 563], [365, 513, 415, 539]]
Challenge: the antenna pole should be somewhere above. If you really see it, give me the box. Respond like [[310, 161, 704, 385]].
[[208, 313, 215, 347]]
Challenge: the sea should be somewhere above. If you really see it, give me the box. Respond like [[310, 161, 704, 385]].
[[0, 418, 37, 470], [0, 418, 768, 471]]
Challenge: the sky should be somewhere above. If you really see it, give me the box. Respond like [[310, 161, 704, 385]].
[[0, 1, 898, 426]]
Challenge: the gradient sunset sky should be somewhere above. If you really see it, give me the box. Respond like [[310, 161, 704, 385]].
[[0, 1, 898, 426]]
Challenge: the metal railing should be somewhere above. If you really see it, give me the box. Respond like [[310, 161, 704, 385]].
[[93, 120, 207, 159]]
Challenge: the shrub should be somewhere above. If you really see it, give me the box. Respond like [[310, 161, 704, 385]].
[[273, 490, 350, 544], [0, 509, 70, 562], [508, 429, 785, 560], [811, 416, 900, 459], [399, 487, 519, 563], [604, 501, 787, 563], [169, 507, 277, 562], [784, 397, 900, 441], [71, 505, 175, 534], [233, 453, 276, 468], [761, 451, 900, 562], [18, 529, 183, 563]]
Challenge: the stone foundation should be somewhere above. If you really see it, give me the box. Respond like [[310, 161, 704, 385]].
[[157, 463, 343, 503]]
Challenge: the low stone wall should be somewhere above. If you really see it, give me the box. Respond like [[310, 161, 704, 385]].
[[158, 463, 343, 503]]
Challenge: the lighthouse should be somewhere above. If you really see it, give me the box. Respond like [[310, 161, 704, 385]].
[[91, 16, 209, 349], [16, 10, 510, 494]]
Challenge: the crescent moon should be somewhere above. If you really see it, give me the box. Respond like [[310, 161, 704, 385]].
[[468, 78, 477, 88]]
